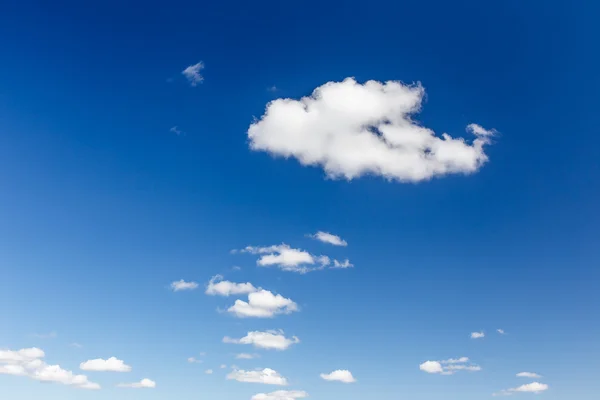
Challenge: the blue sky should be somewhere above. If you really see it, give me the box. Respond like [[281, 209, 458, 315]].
[[1, 0, 599, 399]]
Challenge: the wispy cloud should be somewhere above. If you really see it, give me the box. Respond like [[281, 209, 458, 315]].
[[170, 279, 199, 292], [182, 61, 204, 86], [224, 330, 299, 350], [170, 126, 184, 136], [308, 231, 348, 246], [493, 382, 548, 396], [31, 331, 57, 339], [470, 331, 485, 339], [227, 368, 288, 386], [117, 378, 156, 389], [419, 357, 481, 375], [516, 372, 542, 378]]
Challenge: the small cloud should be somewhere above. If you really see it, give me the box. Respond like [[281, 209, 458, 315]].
[[516, 372, 542, 378], [205, 275, 258, 296], [70, 343, 83, 349], [236, 353, 260, 360], [419, 361, 443, 374], [117, 378, 156, 389], [236, 244, 336, 273], [227, 290, 298, 318], [493, 382, 548, 396], [170, 279, 199, 292], [470, 331, 485, 339], [252, 390, 308, 400], [205, 369, 214, 374], [320, 370, 356, 383], [466, 123, 496, 137], [227, 368, 288, 386], [224, 330, 299, 351], [267, 86, 279, 92], [182, 61, 204, 86], [332, 259, 353, 269], [232, 266, 242, 271], [170, 126, 184, 136], [420, 357, 481, 375], [187, 357, 203, 364], [80, 357, 131, 372], [497, 329, 506, 335], [308, 231, 348, 246], [220, 364, 227, 369]]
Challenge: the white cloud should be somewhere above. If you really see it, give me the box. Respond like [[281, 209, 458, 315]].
[[224, 330, 300, 350], [236, 353, 260, 359], [494, 382, 549, 396], [80, 357, 131, 372], [497, 329, 506, 335], [205, 369, 214, 374], [206, 275, 258, 296], [308, 231, 348, 246], [170, 126, 183, 136], [0, 347, 100, 390], [70, 343, 83, 349], [170, 279, 199, 291], [182, 62, 204, 86], [320, 370, 356, 383], [238, 244, 333, 273], [227, 290, 298, 318], [471, 331, 485, 339], [420, 357, 480, 375], [332, 259, 353, 269], [117, 378, 156, 389], [227, 368, 288, 386], [220, 364, 227, 369], [247, 77, 495, 183], [516, 372, 542, 378], [187, 357, 202, 363], [252, 390, 309, 400], [467, 123, 496, 136]]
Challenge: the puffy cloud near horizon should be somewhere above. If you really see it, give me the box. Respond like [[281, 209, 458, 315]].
[[80, 357, 131, 372], [227, 368, 288, 386], [205, 275, 258, 296], [117, 378, 156, 388], [252, 390, 309, 400], [247, 77, 495, 183], [223, 330, 300, 350], [493, 382, 549, 396], [320, 370, 356, 383], [170, 279, 199, 291], [182, 61, 204, 86], [420, 357, 481, 375], [227, 290, 298, 318], [308, 231, 347, 246], [0, 347, 99, 390]]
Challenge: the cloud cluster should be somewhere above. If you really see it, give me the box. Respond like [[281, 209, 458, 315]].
[[227, 290, 298, 318], [252, 390, 308, 400], [224, 330, 300, 350], [320, 370, 356, 383], [117, 378, 156, 389], [247, 77, 495, 183], [0, 347, 100, 390], [80, 357, 131, 372], [419, 357, 481, 375], [227, 368, 288, 386], [237, 244, 351, 273], [206, 275, 258, 296]]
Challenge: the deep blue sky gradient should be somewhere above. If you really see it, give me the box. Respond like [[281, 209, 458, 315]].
[[1, 0, 599, 399]]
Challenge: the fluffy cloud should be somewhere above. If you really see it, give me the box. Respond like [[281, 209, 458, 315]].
[[420, 357, 481, 375], [471, 331, 485, 339], [170, 279, 199, 291], [227, 368, 288, 385], [80, 357, 131, 372], [205, 369, 214, 374], [252, 390, 309, 400], [320, 370, 356, 383], [308, 231, 347, 246], [494, 382, 549, 396], [117, 378, 156, 388], [238, 244, 343, 273], [247, 77, 495, 183], [227, 290, 298, 318], [187, 357, 202, 363], [205, 275, 258, 296], [182, 62, 204, 86], [516, 372, 542, 378], [223, 330, 300, 350], [0, 347, 100, 390], [332, 259, 353, 269]]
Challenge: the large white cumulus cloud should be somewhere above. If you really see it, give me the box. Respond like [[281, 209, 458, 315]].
[[248, 78, 495, 182]]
